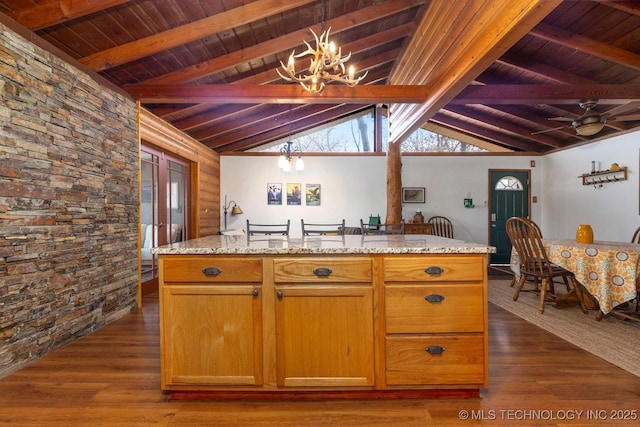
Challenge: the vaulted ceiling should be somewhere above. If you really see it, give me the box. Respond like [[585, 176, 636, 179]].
[[2, 0, 640, 154]]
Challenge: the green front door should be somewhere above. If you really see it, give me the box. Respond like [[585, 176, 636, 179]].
[[489, 170, 530, 264]]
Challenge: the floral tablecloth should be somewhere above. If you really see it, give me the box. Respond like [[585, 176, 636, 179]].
[[511, 239, 640, 314]]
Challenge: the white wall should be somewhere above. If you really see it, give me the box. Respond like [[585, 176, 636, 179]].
[[221, 154, 539, 242], [221, 156, 386, 236], [542, 131, 640, 241], [221, 129, 640, 243]]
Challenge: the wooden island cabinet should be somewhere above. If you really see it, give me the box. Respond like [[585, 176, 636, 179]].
[[155, 235, 494, 399]]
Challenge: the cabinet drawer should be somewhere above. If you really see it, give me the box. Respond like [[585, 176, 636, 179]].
[[386, 335, 485, 385], [385, 285, 484, 333], [384, 256, 484, 282], [274, 258, 371, 283], [161, 256, 262, 283]]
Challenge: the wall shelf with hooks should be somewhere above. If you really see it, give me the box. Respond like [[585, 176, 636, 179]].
[[580, 167, 627, 186]]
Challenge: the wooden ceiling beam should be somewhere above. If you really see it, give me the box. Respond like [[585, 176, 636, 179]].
[[129, 82, 640, 106], [530, 23, 640, 72], [6, 0, 130, 31], [387, 0, 562, 144], [173, 64, 395, 132], [452, 84, 640, 104], [79, 0, 316, 71], [123, 84, 430, 104]]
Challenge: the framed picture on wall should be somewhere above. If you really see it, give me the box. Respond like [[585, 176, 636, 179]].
[[305, 184, 321, 206], [287, 183, 302, 205], [402, 187, 425, 203], [267, 183, 282, 205]]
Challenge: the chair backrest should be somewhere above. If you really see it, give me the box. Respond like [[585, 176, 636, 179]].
[[632, 226, 640, 243], [505, 216, 554, 276], [301, 219, 346, 235], [516, 217, 542, 238], [360, 219, 405, 235], [246, 219, 290, 236], [427, 216, 454, 238]]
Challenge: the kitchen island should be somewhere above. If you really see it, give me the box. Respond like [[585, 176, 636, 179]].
[[153, 234, 495, 399]]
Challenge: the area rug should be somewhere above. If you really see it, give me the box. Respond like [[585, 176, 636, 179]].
[[488, 278, 640, 377]]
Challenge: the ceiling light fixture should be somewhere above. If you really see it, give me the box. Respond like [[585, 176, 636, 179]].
[[278, 106, 304, 172], [573, 116, 607, 136], [276, 27, 367, 94], [278, 141, 304, 172]]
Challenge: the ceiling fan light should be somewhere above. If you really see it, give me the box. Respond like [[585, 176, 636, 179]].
[[575, 122, 605, 136]]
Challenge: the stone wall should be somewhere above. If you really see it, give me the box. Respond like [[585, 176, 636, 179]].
[[0, 23, 139, 377]]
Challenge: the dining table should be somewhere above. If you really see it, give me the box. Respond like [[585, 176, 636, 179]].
[[510, 238, 640, 318]]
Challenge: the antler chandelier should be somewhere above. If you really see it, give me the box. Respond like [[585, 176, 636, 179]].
[[277, 27, 367, 94]]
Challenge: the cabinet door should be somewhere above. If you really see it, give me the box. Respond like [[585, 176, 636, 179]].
[[275, 286, 374, 387], [161, 285, 262, 388]]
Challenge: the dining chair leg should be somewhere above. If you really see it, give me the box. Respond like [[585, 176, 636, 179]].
[[509, 274, 516, 287], [513, 274, 527, 301], [571, 278, 589, 314], [539, 278, 548, 314]]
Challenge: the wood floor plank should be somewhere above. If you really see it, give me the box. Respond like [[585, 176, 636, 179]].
[[1, 290, 639, 426]]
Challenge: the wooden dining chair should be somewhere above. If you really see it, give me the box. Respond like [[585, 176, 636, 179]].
[[246, 219, 290, 236], [632, 226, 640, 243], [360, 219, 404, 235], [509, 217, 543, 288], [506, 216, 588, 314], [301, 219, 346, 235], [427, 216, 453, 238]]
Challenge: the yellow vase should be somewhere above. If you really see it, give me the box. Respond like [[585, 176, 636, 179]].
[[576, 224, 594, 244]]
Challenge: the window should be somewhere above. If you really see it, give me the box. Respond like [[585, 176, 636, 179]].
[[495, 176, 524, 191], [252, 107, 489, 153]]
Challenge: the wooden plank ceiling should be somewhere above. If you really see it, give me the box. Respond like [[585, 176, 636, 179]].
[[2, 0, 640, 154]]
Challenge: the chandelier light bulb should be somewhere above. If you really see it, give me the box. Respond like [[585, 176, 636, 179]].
[[278, 154, 288, 169]]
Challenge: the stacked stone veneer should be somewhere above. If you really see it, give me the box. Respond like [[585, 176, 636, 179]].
[[0, 23, 139, 377]]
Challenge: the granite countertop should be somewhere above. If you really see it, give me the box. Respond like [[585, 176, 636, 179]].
[[152, 234, 496, 255]]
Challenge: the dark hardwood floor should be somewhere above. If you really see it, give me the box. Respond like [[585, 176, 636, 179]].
[[1, 287, 639, 426]]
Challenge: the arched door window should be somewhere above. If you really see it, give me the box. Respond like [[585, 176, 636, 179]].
[[495, 176, 524, 191]]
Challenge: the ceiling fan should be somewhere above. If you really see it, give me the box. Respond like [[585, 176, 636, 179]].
[[533, 99, 640, 136]]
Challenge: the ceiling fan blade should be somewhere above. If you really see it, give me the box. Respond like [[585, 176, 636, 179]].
[[548, 117, 574, 122], [531, 124, 570, 135], [602, 101, 640, 117], [610, 113, 640, 121]]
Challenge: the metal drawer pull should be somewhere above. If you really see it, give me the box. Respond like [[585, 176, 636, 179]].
[[424, 266, 444, 275], [425, 345, 446, 355], [425, 294, 445, 303], [277, 290, 283, 299], [312, 267, 333, 277], [202, 267, 222, 276], [252, 289, 259, 296]]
